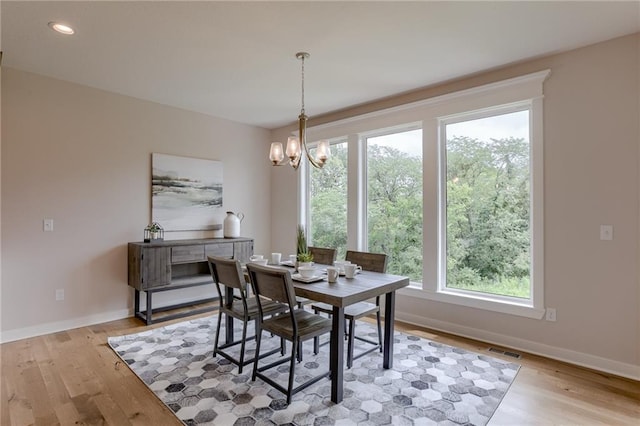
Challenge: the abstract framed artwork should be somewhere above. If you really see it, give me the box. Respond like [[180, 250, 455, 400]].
[[151, 153, 223, 231]]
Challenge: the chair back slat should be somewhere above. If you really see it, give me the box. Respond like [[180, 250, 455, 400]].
[[246, 264, 297, 309], [345, 250, 388, 273], [208, 255, 247, 303], [308, 246, 337, 265], [208, 256, 245, 290]]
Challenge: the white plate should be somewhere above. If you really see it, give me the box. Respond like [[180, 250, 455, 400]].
[[291, 273, 325, 283]]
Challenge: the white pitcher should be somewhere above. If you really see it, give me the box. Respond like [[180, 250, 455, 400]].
[[223, 211, 244, 238]]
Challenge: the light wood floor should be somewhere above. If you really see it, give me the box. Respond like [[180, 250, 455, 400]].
[[1, 307, 639, 425]]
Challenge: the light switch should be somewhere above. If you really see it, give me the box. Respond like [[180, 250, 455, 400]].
[[600, 225, 613, 241], [43, 218, 54, 232]]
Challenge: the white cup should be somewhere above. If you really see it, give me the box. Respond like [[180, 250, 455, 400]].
[[271, 252, 282, 264], [250, 255, 264, 262], [344, 264, 362, 279], [250, 258, 268, 266], [289, 254, 297, 264], [326, 267, 339, 283], [334, 260, 351, 273], [298, 266, 315, 279]]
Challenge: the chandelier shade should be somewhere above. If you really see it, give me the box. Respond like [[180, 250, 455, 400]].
[[270, 52, 330, 170]]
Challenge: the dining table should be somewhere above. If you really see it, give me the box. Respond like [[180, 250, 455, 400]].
[[237, 263, 410, 403], [291, 265, 409, 403]]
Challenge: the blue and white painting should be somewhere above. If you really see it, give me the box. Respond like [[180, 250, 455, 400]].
[[152, 153, 223, 231]]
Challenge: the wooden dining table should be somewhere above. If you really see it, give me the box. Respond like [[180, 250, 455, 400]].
[[291, 268, 410, 403], [237, 264, 409, 403]]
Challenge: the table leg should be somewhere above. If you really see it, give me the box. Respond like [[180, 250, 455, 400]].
[[330, 306, 345, 403], [383, 291, 396, 368]]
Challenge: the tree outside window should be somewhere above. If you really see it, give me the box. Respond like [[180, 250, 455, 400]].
[[366, 129, 423, 282], [444, 110, 531, 299]]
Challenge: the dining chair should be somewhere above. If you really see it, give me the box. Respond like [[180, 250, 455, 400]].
[[208, 256, 286, 374], [312, 250, 388, 368], [296, 246, 335, 341], [246, 263, 332, 404], [292, 248, 335, 343], [308, 246, 337, 265]]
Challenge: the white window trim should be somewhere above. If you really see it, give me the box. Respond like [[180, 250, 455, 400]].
[[301, 70, 550, 319], [422, 72, 549, 320]]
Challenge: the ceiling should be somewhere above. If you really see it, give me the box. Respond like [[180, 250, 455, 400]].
[[2, 1, 639, 129]]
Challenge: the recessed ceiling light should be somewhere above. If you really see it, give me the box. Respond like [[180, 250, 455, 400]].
[[48, 22, 75, 35]]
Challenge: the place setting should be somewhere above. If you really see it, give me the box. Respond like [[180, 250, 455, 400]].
[[246, 251, 364, 284], [292, 262, 363, 283]]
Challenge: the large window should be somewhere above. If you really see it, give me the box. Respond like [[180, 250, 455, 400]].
[[366, 129, 423, 282], [301, 70, 548, 318], [308, 141, 348, 259], [443, 109, 531, 299]]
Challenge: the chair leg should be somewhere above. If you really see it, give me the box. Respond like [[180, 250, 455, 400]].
[[251, 328, 262, 382], [297, 341, 303, 362], [238, 318, 248, 374], [287, 338, 298, 404], [313, 308, 319, 354], [376, 310, 383, 352], [213, 310, 222, 357], [347, 318, 356, 369]]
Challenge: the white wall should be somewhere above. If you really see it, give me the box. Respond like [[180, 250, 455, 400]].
[[1, 68, 273, 341], [271, 34, 640, 378]]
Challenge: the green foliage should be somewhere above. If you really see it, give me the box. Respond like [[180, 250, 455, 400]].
[[366, 144, 423, 281], [446, 136, 531, 298], [309, 144, 349, 259], [307, 132, 531, 299], [296, 225, 313, 262], [297, 252, 313, 263]]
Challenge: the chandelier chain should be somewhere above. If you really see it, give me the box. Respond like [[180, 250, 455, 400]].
[[300, 54, 305, 114]]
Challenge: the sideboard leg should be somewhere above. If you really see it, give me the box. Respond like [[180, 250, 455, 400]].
[[146, 291, 153, 325], [134, 290, 140, 316]]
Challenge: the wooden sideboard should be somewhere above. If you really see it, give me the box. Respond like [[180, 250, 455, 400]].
[[128, 237, 253, 324]]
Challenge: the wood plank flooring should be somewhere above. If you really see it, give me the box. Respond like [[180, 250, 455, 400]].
[[1, 307, 639, 425]]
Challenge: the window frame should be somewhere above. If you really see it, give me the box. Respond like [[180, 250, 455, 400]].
[[434, 103, 542, 316], [299, 70, 549, 319]]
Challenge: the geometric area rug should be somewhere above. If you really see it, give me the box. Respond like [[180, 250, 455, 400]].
[[107, 315, 519, 426]]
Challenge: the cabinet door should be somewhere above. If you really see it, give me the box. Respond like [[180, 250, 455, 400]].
[[140, 247, 171, 289], [233, 241, 254, 263]]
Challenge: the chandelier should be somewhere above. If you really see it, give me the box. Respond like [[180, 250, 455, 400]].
[[269, 52, 330, 170]]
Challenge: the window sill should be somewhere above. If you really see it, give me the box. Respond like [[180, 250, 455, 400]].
[[399, 284, 546, 319]]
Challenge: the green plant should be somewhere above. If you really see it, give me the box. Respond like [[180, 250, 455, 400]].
[[296, 225, 313, 262], [148, 222, 162, 232], [297, 252, 313, 263]]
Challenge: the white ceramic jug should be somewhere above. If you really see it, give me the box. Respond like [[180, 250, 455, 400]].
[[223, 211, 244, 238]]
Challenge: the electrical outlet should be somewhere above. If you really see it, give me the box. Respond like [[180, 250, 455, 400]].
[[545, 308, 556, 321], [55, 289, 64, 301]]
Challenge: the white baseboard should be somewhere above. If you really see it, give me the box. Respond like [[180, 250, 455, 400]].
[[0, 292, 217, 344], [396, 312, 640, 381], [0, 308, 131, 344], [3, 304, 637, 381]]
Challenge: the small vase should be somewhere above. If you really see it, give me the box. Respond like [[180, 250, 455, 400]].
[[223, 211, 244, 238]]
